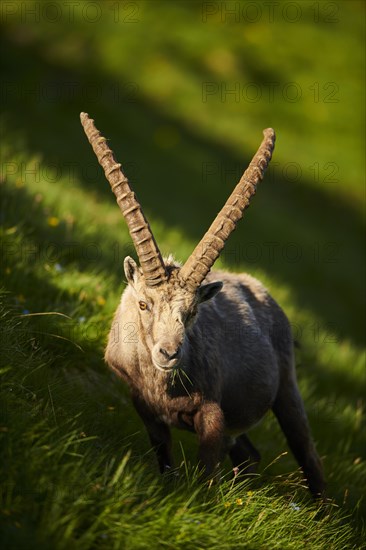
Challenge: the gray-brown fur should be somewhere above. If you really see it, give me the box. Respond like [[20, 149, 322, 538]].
[[81, 113, 325, 498], [105, 260, 325, 497]]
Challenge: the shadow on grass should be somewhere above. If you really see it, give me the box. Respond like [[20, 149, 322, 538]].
[[1, 32, 364, 346], [1, 180, 365, 518], [1, 182, 364, 456]]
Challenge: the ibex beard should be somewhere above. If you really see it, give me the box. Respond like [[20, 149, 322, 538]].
[[80, 112, 325, 499]]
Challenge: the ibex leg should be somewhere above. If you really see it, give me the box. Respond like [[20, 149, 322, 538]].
[[132, 395, 173, 473], [228, 433, 261, 475], [194, 403, 225, 478], [272, 380, 325, 498]]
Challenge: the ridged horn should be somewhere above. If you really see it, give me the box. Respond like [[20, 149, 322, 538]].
[[80, 112, 167, 286], [179, 128, 276, 289]]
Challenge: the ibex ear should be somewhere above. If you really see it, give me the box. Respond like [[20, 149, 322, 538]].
[[197, 281, 223, 304], [124, 256, 141, 286]]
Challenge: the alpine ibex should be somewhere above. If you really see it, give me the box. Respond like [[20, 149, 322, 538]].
[[80, 112, 325, 498]]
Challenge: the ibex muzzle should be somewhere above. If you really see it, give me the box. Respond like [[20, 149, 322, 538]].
[[81, 113, 325, 499]]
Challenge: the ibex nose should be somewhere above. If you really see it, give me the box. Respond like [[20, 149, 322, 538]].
[[159, 347, 180, 361]]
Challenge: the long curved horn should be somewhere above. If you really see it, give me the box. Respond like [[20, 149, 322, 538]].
[[179, 128, 275, 289], [80, 113, 167, 287]]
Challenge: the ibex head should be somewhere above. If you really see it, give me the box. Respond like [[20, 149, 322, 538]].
[[80, 113, 275, 371], [120, 255, 223, 371]]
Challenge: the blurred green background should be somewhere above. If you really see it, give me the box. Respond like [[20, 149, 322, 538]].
[[1, 1, 365, 547], [1, 0, 364, 341]]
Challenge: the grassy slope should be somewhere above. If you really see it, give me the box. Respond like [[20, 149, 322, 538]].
[[1, 1, 365, 548]]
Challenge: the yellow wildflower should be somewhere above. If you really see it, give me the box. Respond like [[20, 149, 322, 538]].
[[97, 296, 106, 306], [47, 216, 60, 227]]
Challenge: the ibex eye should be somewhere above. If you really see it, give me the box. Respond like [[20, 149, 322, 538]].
[[139, 301, 148, 311]]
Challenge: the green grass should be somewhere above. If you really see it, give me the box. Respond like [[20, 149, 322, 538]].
[[1, 1, 365, 548], [0, 292, 363, 549]]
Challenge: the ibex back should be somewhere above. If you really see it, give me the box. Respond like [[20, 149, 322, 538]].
[[81, 113, 325, 498]]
